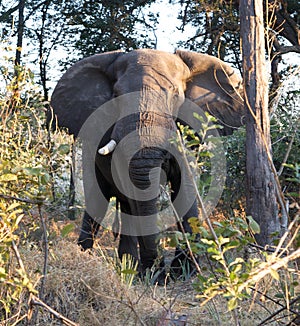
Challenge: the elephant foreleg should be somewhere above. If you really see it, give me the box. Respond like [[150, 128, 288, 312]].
[[78, 211, 101, 250], [118, 234, 138, 262], [170, 162, 199, 278], [171, 199, 198, 278], [117, 202, 139, 265], [79, 161, 111, 250], [138, 234, 159, 270], [138, 234, 167, 285]]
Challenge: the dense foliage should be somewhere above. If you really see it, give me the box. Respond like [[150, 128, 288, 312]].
[[0, 45, 73, 321]]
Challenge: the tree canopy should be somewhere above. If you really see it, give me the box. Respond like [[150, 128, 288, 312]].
[[0, 0, 299, 93]]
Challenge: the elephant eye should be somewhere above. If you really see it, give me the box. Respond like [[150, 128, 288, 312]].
[[113, 84, 123, 98], [113, 89, 120, 98]]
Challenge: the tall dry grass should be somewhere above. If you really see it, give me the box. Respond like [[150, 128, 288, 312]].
[[16, 221, 298, 326]]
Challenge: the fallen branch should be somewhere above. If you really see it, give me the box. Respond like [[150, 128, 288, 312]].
[[28, 294, 79, 326]]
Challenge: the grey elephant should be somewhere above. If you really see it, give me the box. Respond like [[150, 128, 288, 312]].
[[49, 49, 244, 282]]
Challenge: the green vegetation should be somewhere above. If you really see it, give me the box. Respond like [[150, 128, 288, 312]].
[[174, 110, 300, 321], [0, 45, 73, 323]]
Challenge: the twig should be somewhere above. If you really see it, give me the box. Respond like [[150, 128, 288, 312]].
[[277, 133, 295, 177], [248, 243, 278, 253], [238, 248, 300, 293], [274, 219, 299, 258], [176, 130, 220, 246], [174, 131, 229, 324], [28, 294, 79, 326], [0, 193, 44, 205], [257, 296, 300, 326], [176, 131, 235, 284], [160, 185, 202, 275], [80, 278, 147, 326], [11, 240, 26, 273], [38, 204, 48, 300], [249, 287, 299, 315]]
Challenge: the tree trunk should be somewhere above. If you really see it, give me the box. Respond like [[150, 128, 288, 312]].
[[240, 0, 280, 245], [15, 0, 25, 66]]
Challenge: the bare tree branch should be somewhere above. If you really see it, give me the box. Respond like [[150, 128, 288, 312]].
[[0, 4, 20, 22], [238, 247, 300, 292], [0, 193, 44, 205], [257, 295, 300, 325], [275, 45, 300, 55], [28, 295, 79, 326]]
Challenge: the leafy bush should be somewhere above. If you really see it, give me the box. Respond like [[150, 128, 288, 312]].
[[0, 42, 72, 323], [174, 110, 300, 323], [271, 86, 300, 214]]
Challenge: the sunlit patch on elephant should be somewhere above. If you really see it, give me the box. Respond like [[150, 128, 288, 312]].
[[49, 49, 244, 284]]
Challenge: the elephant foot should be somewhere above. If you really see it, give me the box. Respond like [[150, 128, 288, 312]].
[[138, 257, 169, 286], [151, 269, 169, 286], [78, 233, 94, 251], [139, 267, 169, 286]]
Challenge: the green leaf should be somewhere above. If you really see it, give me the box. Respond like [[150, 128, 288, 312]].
[[188, 217, 201, 233], [223, 240, 240, 252], [228, 297, 238, 311], [23, 167, 43, 176], [7, 202, 20, 211], [199, 226, 209, 238], [229, 271, 237, 282], [282, 163, 294, 169], [40, 173, 51, 185], [193, 112, 205, 122], [60, 223, 75, 238], [57, 144, 70, 155], [121, 269, 138, 275], [218, 237, 230, 246], [201, 238, 214, 246], [287, 192, 300, 198], [275, 293, 284, 299], [270, 268, 280, 281], [0, 267, 7, 279], [167, 231, 183, 247], [246, 216, 260, 234], [228, 257, 245, 268], [0, 173, 18, 182]]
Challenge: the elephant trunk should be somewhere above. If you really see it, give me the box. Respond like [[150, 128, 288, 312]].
[[129, 148, 165, 202], [113, 149, 165, 238]]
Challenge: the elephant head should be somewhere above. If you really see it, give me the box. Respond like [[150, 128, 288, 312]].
[[50, 49, 243, 138], [49, 49, 244, 280]]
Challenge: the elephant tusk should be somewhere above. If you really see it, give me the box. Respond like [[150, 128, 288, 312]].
[[98, 139, 117, 155]]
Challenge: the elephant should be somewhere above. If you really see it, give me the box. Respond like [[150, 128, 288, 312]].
[[49, 49, 244, 282]]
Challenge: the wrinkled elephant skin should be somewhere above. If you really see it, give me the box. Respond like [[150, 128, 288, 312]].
[[49, 49, 244, 283]]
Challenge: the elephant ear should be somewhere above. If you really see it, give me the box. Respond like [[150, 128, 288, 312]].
[[49, 50, 124, 137], [176, 50, 244, 135]]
